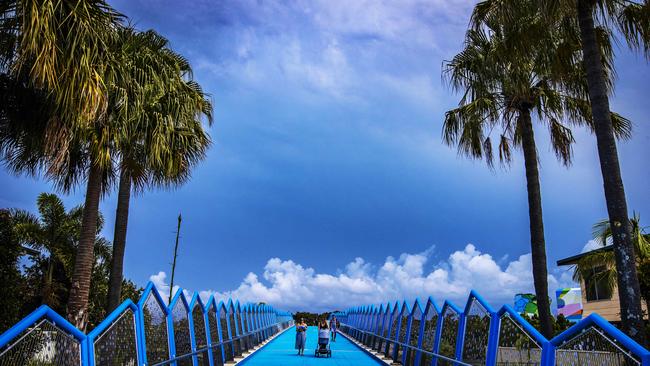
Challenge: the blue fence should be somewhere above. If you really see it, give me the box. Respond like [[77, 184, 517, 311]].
[[334, 290, 650, 366], [0, 281, 294, 365]]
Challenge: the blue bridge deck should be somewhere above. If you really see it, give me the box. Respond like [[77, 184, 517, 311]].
[[240, 326, 384, 366]]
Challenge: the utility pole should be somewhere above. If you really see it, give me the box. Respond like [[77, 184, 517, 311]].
[[169, 213, 182, 305]]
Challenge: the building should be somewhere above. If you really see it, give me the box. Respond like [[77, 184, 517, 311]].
[[557, 245, 648, 322]]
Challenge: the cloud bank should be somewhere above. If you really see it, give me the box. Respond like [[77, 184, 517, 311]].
[[151, 244, 576, 312]]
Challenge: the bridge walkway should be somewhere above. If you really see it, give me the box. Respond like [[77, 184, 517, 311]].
[[239, 326, 385, 366]]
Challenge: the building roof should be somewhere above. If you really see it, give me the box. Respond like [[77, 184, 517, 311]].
[[556, 245, 614, 266]]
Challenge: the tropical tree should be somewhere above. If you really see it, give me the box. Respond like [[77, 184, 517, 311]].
[[4, 193, 143, 328], [573, 215, 650, 314], [11, 193, 90, 312], [550, 0, 650, 344], [0, 73, 119, 329], [0, 209, 24, 333], [1, 6, 211, 327], [1, 0, 125, 329], [1, 0, 122, 128], [105, 28, 212, 313], [443, 0, 629, 338]]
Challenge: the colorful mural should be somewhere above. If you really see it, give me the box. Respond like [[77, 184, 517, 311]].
[[556, 287, 583, 322], [514, 293, 539, 316]]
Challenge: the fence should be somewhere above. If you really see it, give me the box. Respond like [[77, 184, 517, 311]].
[[0, 281, 294, 366], [334, 290, 650, 366]]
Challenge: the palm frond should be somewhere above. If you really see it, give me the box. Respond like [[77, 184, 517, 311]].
[[548, 118, 575, 166]]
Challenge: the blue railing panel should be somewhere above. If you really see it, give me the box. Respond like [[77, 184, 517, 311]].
[[551, 313, 650, 365], [2, 283, 648, 365], [495, 305, 546, 366], [342, 290, 650, 366], [87, 299, 140, 366], [460, 293, 493, 366], [138, 283, 172, 365], [395, 301, 411, 362], [170, 289, 193, 366], [386, 302, 401, 358], [0, 305, 86, 366], [372, 305, 384, 351], [417, 297, 440, 366], [188, 293, 210, 366], [207, 298, 224, 365], [404, 299, 424, 365]]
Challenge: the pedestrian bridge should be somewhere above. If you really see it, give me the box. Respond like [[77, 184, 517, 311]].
[[1, 282, 649, 365]]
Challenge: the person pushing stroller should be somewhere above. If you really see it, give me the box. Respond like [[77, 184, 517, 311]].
[[315, 319, 332, 358]]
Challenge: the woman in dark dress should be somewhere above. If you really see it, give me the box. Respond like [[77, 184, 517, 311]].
[[295, 319, 307, 355]]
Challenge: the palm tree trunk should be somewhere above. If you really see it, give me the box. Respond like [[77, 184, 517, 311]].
[[519, 109, 553, 339], [41, 258, 54, 306], [66, 163, 102, 331], [577, 0, 647, 345], [106, 167, 132, 313]]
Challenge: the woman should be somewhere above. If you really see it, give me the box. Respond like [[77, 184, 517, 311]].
[[330, 316, 338, 341], [318, 319, 329, 339], [295, 319, 307, 355]]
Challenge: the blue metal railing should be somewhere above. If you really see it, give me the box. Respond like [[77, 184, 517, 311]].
[[333, 290, 650, 366], [0, 281, 294, 366], [3, 285, 649, 365]]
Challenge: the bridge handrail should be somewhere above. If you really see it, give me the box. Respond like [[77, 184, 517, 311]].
[[338, 292, 650, 366], [0, 281, 294, 366], [339, 322, 473, 366], [150, 321, 293, 366]]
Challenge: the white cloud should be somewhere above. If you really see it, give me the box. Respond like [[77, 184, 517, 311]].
[[306, 0, 474, 50], [279, 39, 354, 99], [149, 271, 189, 305], [150, 244, 578, 312], [193, 0, 474, 105]]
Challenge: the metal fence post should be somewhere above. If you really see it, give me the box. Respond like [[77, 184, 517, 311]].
[[484, 311, 499, 366]]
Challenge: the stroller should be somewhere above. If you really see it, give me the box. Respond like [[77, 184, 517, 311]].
[[315, 328, 332, 358]]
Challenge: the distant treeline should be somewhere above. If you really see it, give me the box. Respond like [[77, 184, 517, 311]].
[[293, 311, 334, 326]]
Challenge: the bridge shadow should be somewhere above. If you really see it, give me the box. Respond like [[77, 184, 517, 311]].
[[239, 326, 385, 365]]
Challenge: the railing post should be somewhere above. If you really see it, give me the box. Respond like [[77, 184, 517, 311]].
[[455, 313, 466, 362], [414, 309, 426, 366], [484, 311, 499, 366], [392, 314, 401, 361], [402, 312, 413, 365], [187, 303, 198, 366], [217, 308, 228, 362], [203, 307, 215, 366], [136, 299, 148, 366], [431, 311, 443, 366], [167, 307, 177, 366], [84, 334, 92, 366], [541, 342, 555, 366]]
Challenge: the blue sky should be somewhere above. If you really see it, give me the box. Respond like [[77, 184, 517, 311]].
[[1, 0, 649, 312]]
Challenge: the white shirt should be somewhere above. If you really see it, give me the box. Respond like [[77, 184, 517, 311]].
[[318, 329, 329, 339]]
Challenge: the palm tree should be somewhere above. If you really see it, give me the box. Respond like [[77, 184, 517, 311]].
[[573, 215, 650, 315], [2, 0, 122, 128], [443, 0, 629, 338], [105, 28, 212, 313], [2, 3, 211, 326], [553, 0, 650, 344], [9, 193, 110, 315], [5, 192, 143, 328], [1, 0, 124, 329]]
